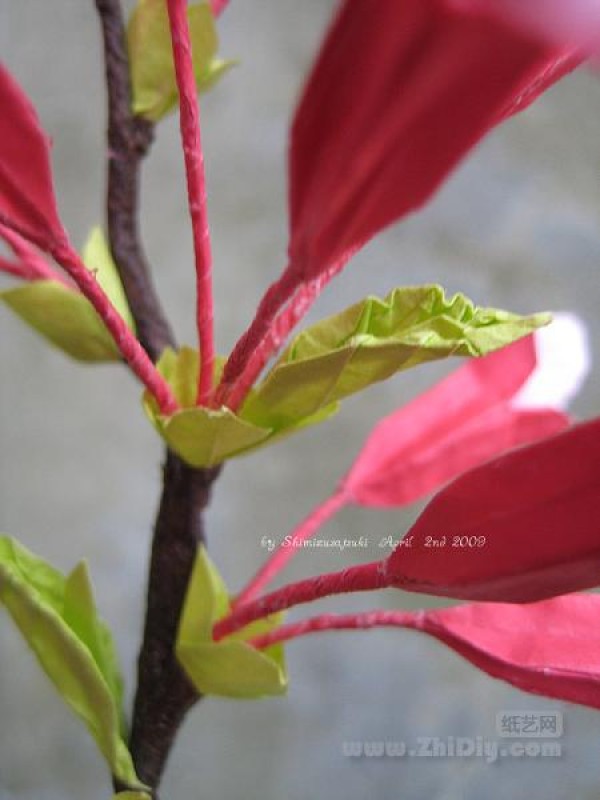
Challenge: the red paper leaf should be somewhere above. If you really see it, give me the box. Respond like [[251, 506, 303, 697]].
[[218, 1, 580, 398], [466, 0, 600, 55], [419, 595, 600, 709], [0, 65, 64, 249], [287, 0, 579, 282], [349, 406, 568, 509], [343, 335, 543, 507], [343, 314, 588, 506], [386, 417, 600, 602], [250, 595, 600, 710]]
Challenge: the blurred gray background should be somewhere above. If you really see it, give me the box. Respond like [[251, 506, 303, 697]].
[[2, 1, 600, 798]]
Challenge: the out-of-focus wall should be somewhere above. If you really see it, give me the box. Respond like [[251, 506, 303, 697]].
[[1, 2, 600, 798]]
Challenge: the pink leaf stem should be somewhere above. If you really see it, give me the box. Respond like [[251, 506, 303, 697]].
[[250, 609, 418, 650], [213, 560, 388, 640], [166, 0, 216, 406], [0, 256, 33, 281], [222, 259, 348, 411], [234, 489, 349, 608], [214, 267, 298, 406], [0, 224, 69, 284], [51, 242, 178, 415]]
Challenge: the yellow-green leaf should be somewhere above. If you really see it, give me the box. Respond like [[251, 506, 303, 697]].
[[0, 536, 141, 788], [142, 287, 545, 468], [128, 0, 235, 122], [176, 546, 287, 699], [143, 348, 273, 467], [177, 639, 287, 699], [143, 347, 339, 467], [0, 227, 134, 362], [63, 562, 126, 734], [145, 395, 272, 468], [82, 226, 135, 332], [242, 285, 550, 428], [0, 281, 122, 361], [177, 536, 229, 643]]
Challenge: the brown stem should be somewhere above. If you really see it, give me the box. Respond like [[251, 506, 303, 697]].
[[128, 455, 221, 790], [94, 1, 222, 793], [95, 0, 175, 360]]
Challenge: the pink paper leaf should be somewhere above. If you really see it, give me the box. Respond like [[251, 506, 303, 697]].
[[386, 416, 600, 602], [419, 595, 600, 708], [344, 313, 589, 507], [349, 406, 568, 509], [250, 595, 600, 710], [287, 0, 580, 283], [343, 334, 541, 507], [0, 65, 65, 249], [220, 0, 581, 396]]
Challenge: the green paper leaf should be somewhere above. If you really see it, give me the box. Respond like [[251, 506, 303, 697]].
[[177, 640, 287, 699], [63, 562, 126, 734], [142, 287, 544, 468], [0, 281, 121, 361], [143, 347, 339, 467], [0, 227, 134, 362], [178, 536, 229, 643], [242, 285, 550, 427], [143, 348, 273, 467], [128, 0, 235, 122], [0, 536, 141, 787], [145, 393, 272, 468], [176, 546, 288, 699], [82, 226, 135, 332]]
